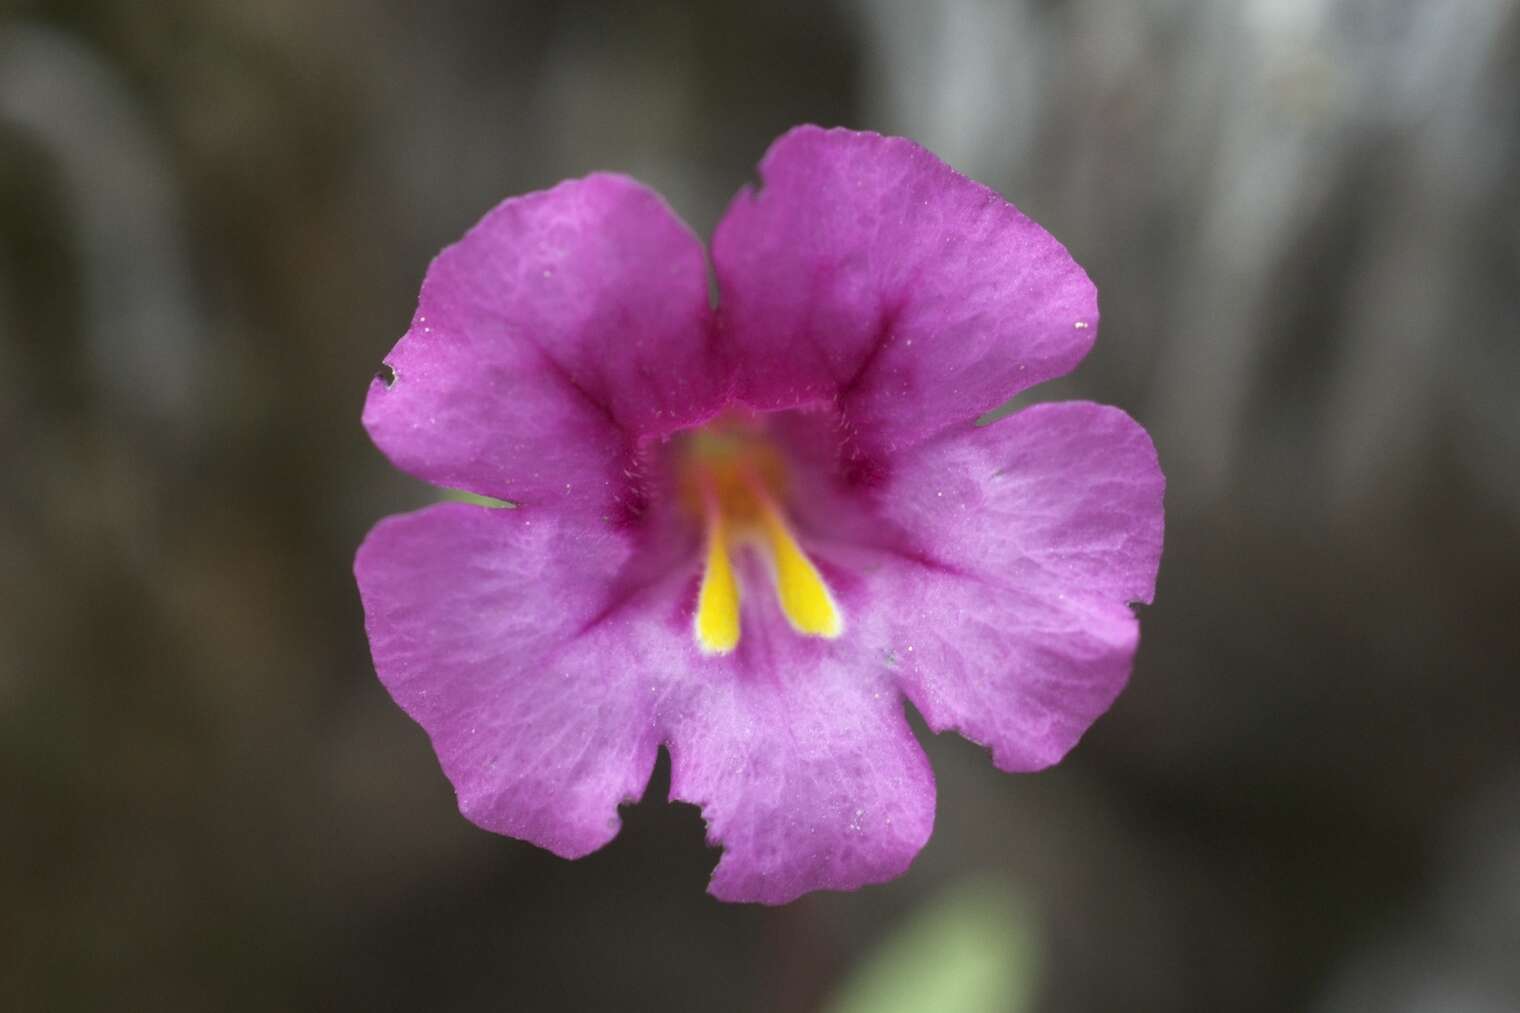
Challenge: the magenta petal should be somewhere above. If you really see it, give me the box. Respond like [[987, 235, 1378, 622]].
[[846, 402, 1164, 771], [666, 660, 934, 905], [359, 503, 935, 900], [364, 174, 724, 516], [354, 502, 665, 858], [713, 126, 1097, 453]]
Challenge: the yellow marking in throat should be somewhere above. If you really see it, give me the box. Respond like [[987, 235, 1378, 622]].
[[685, 419, 843, 653], [694, 496, 741, 655], [753, 489, 843, 639]]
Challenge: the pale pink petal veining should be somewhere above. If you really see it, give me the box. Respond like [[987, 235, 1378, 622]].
[[813, 402, 1164, 771], [364, 173, 726, 520], [714, 125, 1097, 456]]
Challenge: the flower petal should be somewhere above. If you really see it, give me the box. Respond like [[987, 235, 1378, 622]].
[[354, 502, 672, 858], [713, 126, 1097, 455], [883, 403, 1165, 606], [364, 174, 724, 518], [665, 556, 936, 905], [829, 402, 1164, 772], [358, 503, 935, 899]]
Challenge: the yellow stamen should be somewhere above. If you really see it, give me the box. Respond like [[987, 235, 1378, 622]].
[[694, 488, 741, 654], [751, 483, 843, 639]]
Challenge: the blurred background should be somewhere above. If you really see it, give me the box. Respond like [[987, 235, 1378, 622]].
[[4, 1, 1518, 1010]]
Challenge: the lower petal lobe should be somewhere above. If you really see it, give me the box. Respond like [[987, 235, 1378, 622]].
[[829, 402, 1164, 771], [358, 503, 935, 899], [355, 503, 669, 858], [664, 558, 934, 903]]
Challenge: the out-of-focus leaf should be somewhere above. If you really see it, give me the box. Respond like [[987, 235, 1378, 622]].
[[823, 878, 1040, 1013], [439, 488, 516, 509]]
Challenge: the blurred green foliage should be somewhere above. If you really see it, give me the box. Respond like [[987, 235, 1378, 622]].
[[440, 488, 516, 509], [825, 879, 1039, 1013]]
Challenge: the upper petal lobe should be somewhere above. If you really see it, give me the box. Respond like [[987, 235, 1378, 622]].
[[713, 126, 1097, 453], [364, 174, 725, 518]]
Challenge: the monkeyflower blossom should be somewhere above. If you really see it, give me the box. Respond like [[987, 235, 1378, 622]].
[[355, 126, 1164, 904]]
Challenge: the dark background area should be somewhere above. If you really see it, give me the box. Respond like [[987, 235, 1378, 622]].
[[4, 1, 1518, 1010]]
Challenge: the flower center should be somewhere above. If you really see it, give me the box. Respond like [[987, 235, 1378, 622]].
[[677, 414, 842, 655]]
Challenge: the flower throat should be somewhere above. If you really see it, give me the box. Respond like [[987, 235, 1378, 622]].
[[677, 416, 842, 655]]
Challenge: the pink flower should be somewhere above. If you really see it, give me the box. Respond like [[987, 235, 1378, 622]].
[[355, 126, 1164, 904]]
